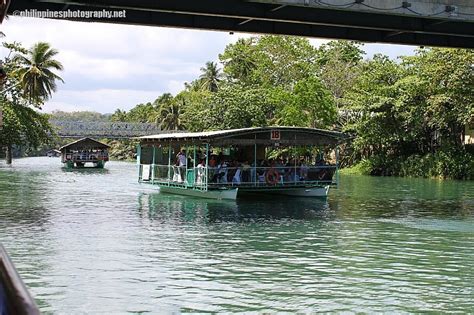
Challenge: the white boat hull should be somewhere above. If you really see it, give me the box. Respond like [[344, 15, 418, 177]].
[[158, 186, 238, 200], [240, 186, 330, 197]]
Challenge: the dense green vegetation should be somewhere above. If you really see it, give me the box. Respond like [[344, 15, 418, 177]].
[[342, 49, 474, 179], [0, 41, 62, 164], [2, 35, 472, 179], [113, 36, 473, 179]]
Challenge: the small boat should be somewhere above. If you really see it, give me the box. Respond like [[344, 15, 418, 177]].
[[0, 244, 40, 315], [59, 138, 110, 169], [137, 127, 345, 200]]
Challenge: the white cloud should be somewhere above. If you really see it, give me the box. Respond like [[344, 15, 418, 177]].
[[166, 80, 187, 95], [1, 16, 416, 114], [46, 89, 164, 113]]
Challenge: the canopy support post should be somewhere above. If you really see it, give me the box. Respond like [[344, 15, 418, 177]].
[[151, 145, 156, 184], [193, 144, 197, 187], [254, 134, 257, 187], [168, 145, 172, 186], [205, 143, 209, 191], [137, 143, 142, 182], [294, 147, 297, 185], [184, 145, 188, 186]]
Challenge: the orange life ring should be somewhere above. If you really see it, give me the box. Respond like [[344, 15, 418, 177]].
[[265, 168, 280, 185]]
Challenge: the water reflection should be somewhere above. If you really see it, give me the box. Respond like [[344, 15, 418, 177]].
[[61, 167, 110, 175], [138, 192, 334, 224]]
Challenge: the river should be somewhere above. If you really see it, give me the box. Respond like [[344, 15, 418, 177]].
[[1, 157, 473, 313]]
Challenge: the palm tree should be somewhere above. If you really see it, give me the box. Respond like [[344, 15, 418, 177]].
[[221, 38, 257, 83], [157, 97, 186, 131], [199, 61, 223, 92], [13, 42, 64, 105], [3, 42, 63, 164], [153, 93, 174, 109]]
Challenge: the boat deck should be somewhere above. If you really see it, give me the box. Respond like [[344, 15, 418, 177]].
[[139, 164, 337, 192]]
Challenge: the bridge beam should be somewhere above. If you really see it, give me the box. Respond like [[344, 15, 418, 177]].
[[7, 0, 474, 48]]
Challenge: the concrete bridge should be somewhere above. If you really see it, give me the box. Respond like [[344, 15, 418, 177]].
[[50, 120, 161, 139], [7, 0, 474, 48]]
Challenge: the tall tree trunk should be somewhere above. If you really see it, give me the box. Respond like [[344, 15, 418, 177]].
[[5, 144, 12, 164]]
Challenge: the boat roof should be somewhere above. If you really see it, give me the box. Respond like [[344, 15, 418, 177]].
[[139, 126, 347, 146], [59, 138, 110, 151]]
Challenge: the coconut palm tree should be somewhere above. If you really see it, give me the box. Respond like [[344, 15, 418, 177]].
[[157, 97, 186, 131], [13, 42, 64, 105], [199, 61, 223, 92], [153, 93, 174, 110]]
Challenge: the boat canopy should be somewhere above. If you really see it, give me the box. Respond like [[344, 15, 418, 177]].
[[59, 137, 110, 152], [139, 126, 346, 146]]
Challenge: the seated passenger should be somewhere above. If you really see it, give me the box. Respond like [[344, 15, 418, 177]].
[[211, 161, 228, 183], [300, 159, 309, 180], [232, 166, 242, 185], [241, 160, 250, 183], [209, 155, 217, 167], [218, 161, 228, 183]]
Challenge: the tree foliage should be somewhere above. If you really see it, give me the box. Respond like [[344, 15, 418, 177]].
[[198, 61, 223, 92], [100, 36, 473, 179], [0, 41, 61, 163], [342, 48, 474, 178], [13, 42, 64, 106]]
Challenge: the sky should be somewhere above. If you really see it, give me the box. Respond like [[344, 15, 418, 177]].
[[1, 17, 417, 114]]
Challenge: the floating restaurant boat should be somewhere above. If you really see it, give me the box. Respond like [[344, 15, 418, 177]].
[[59, 137, 110, 169], [137, 127, 346, 200]]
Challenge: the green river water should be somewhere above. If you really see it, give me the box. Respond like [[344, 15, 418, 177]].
[[0, 157, 473, 313]]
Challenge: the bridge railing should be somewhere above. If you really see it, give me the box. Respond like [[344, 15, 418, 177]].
[[50, 120, 162, 138]]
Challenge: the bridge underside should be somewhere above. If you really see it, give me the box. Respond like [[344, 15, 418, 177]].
[[8, 0, 474, 48]]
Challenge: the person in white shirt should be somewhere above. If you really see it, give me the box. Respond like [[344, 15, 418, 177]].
[[177, 149, 187, 167], [176, 149, 187, 181]]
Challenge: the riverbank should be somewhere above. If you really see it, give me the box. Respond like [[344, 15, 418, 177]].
[[341, 149, 474, 180]]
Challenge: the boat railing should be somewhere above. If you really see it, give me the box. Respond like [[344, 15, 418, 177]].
[[207, 165, 336, 187], [139, 164, 336, 188], [0, 244, 40, 315], [66, 152, 109, 161]]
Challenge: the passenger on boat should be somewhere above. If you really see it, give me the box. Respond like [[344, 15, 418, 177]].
[[318, 155, 334, 179], [219, 161, 229, 183], [196, 159, 206, 184], [258, 160, 269, 184], [176, 149, 187, 166], [241, 160, 251, 183], [209, 155, 217, 167], [299, 159, 309, 180], [211, 160, 228, 183], [176, 149, 187, 181], [284, 159, 297, 182], [232, 163, 242, 185]]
